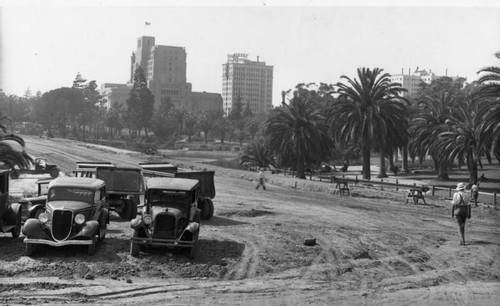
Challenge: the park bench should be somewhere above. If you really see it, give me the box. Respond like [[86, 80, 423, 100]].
[[405, 186, 428, 205], [334, 179, 350, 196]]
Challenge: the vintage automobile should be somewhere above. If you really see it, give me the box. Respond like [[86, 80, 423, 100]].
[[139, 163, 215, 220], [0, 169, 22, 238], [130, 177, 201, 258], [95, 165, 143, 220], [22, 177, 109, 256], [17, 177, 53, 222], [10, 157, 60, 179]]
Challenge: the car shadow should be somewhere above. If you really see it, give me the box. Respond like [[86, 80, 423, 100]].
[[202, 215, 249, 226], [469, 240, 500, 246]]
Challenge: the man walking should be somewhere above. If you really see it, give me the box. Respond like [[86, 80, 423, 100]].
[[256, 168, 266, 190], [451, 182, 471, 246]]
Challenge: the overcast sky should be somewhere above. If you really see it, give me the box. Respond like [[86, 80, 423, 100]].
[[1, 0, 499, 106]]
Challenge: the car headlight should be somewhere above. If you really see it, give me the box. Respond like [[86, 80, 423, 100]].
[[143, 214, 153, 225], [38, 212, 49, 223], [75, 213, 85, 225]]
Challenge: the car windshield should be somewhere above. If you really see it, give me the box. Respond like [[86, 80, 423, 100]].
[[48, 187, 94, 203], [148, 190, 188, 207]]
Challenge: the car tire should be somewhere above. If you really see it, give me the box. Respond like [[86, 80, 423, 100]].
[[199, 199, 210, 220], [188, 231, 199, 259], [32, 207, 43, 219], [11, 210, 22, 238], [206, 199, 214, 220], [87, 234, 97, 256], [25, 243, 36, 256]]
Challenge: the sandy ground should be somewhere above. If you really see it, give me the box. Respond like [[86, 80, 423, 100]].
[[1, 136, 499, 305]]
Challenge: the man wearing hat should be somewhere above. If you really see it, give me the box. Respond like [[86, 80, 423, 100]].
[[451, 182, 472, 246]]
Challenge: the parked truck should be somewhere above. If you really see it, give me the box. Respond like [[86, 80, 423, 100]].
[[139, 163, 215, 220], [73, 162, 143, 220]]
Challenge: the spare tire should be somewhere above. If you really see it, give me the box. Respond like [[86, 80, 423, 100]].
[[10, 170, 19, 179], [199, 199, 210, 220], [206, 198, 214, 220]]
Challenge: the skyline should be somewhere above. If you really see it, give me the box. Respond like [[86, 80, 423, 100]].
[[1, 1, 500, 106]]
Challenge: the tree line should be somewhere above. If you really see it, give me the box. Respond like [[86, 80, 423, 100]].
[[241, 53, 500, 186]]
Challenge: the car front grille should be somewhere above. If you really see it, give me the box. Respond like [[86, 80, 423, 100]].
[[154, 214, 176, 238], [51, 210, 73, 241]]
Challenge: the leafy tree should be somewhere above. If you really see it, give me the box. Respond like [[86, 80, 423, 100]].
[[184, 112, 198, 142], [126, 66, 155, 137], [36, 87, 85, 137], [330, 68, 407, 179], [242, 102, 253, 118], [245, 117, 260, 141], [213, 116, 230, 144], [228, 90, 244, 122], [150, 98, 176, 141], [105, 101, 124, 139], [266, 85, 333, 179]]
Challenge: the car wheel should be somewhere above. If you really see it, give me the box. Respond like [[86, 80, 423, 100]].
[[188, 231, 199, 259], [130, 231, 140, 256], [50, 168, 59, 178], [206, 199, 214, 220], [25, 243, 36, 256], [87, 234, 97, 256], [199, 199, 210, 220], [11, 211, 22, 238]]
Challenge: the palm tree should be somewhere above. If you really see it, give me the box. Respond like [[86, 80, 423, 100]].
[[434, 97, 494, 185], [409, 92, 455, 180], [266, 86, 333, 179], [476, 51, 500, 162], [240, 138, 275, 170], [0, 113, 33, 171], [330, 68, 407, 180]]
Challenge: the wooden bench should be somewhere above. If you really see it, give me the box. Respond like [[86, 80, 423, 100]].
[[334, 180, 350, 196], [405, 188, 427, 205]]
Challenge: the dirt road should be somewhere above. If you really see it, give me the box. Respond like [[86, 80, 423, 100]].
[[1, 136, 499, 305]]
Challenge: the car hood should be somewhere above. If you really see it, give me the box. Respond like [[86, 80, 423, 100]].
[[47, 200, 92, 211], [151, 206, 184, 218]]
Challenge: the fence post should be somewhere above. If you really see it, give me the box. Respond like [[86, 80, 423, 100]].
[[432, 185, 435, 196], [449, 187, 452, 197], [381, 179, 384, 190], [396, 179, 399, 191], [494, 192, 497, 207]]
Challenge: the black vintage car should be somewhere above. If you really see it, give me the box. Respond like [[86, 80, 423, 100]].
[[22, 177, 109, 256], [130, 177, 201, 258], [0, 170, 22, 238]]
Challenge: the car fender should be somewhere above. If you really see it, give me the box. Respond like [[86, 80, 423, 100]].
[[22, 218, 48, 239], [77, 220, 99, 238], [28, 204, 45, 218]]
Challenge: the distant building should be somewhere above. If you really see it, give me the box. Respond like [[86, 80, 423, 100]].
[[100, 83, 131, 109], [189, 92, 223, 114], [127, 36, 222, 114], [222, 53, 273, 116], [390, 67, 464, 98]]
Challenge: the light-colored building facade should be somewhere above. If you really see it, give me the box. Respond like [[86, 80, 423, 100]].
[[390, 67, 461, 98], [100, 83, 131, 109], [222, 53, 273, 116]]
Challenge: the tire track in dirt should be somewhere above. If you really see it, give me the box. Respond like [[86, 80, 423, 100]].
[[217, 231, 262, 280]]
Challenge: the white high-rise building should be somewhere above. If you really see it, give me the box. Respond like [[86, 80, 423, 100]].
[[222, 53, 273, 116]]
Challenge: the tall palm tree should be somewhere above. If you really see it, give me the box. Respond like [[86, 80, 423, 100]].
[[330, 68, 407, 180], [266, 86, 332, 179], [0, 113, 33, 171], [409, 92, 455, 180], [476, 51, 500, 161], [434, 97, 493, 185]]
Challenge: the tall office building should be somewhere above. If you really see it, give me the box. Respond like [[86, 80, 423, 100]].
[[131, 36, 192, 109], [222, 53, 273, 116]]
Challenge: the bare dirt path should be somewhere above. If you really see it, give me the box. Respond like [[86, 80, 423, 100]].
[[1, 136, 499, 305]]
